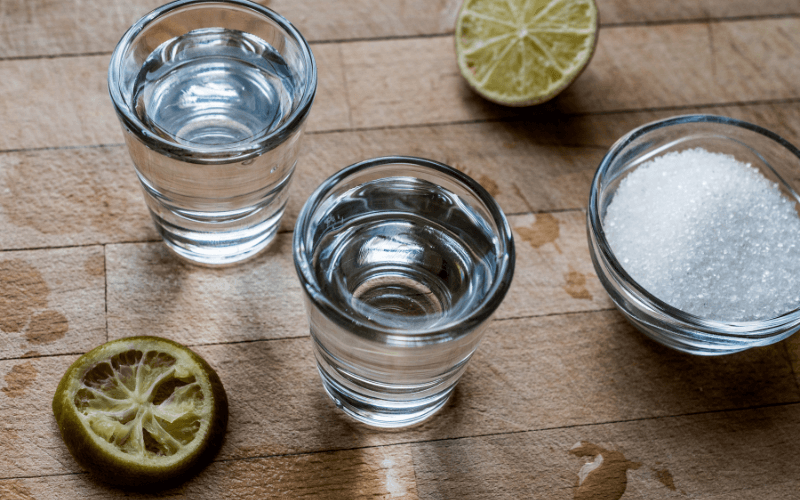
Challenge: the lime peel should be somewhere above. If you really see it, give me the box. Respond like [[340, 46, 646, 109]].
[[456, 0, 599, 106], [52, 336, 228, 488]]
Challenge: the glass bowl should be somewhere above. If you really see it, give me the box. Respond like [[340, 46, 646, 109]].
[[587, 115, 800, 355]]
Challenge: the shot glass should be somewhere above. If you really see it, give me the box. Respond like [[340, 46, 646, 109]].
[[108, 0, 316, 265], [293, 157, 515, 428]]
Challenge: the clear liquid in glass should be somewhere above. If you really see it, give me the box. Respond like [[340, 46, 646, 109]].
[[133, 27, 299, 147], [311, 177, 498, 334]]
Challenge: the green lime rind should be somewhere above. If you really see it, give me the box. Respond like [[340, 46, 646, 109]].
[[52, 336, 228, 489], [455, 0, 599, 107]]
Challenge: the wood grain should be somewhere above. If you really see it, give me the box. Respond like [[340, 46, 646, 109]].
[[0, 0, 164, 58], [296, 127, 606, 222], [105, 239, 304, 345], [3, 19, 800, 152], [5, 1, 800, 497], [304, 43, 352, 133], [0, 354, 83, 477], [3, 309, 796, 478], [0, 445, 418, 499], [0, 146, 157, 250], [343, 18, 800, 129], [412, 404, 800, 499], [6, 403, 800, 498], [2, 0, 799, 59], [0, 0, 461, 58], [0, 56, 114, 152], [0, 247, 105, 360], [597, 0, 800, 25]]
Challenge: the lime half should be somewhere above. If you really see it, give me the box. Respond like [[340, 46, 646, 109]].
[[456, 0, 598, 106], [52, 336, 228, 488]]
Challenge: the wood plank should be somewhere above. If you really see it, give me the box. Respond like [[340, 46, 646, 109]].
[[105, 238, 305, 345], [597, 0, 800, 25], [0, 445, 418, 499], [0, 56, 115, 151], [0, 354, 83, 477], [7, 403, 800, 498], [305, 43, 352, 132], [3, 309, 797, 478], [343, 19, 800, 128], [6, 101, 800, 251], [190, 444, 418, 499], [411, 404, 800, 499], [0, 0, 164, 58], [4, 19, 800, 152], [296, 128, 604, 222], [3, 0, 799, 59], [0, 0, 461, 58], [0, 247, 105, 360], [340, 36, 513, 129], [105, 210, 608, 345]]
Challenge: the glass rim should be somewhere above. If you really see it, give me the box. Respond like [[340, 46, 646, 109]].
[[588, 113, 800, 334], [293, 155, 516, 343], [107, 0, 317, 164]]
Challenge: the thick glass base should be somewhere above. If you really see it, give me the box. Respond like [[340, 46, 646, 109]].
[[316, 364, 454, 429], [155, 213, 282, 266], [146, 202, 285, 266], [139, 173, 291, 266]]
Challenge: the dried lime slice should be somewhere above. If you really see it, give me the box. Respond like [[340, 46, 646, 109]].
[[455, 0, 598, 106], [52, 336, 228, 488]]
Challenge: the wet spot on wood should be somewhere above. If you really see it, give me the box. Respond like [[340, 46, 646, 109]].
[[0, 427, 18, 444], [652, 467, 676, 491], [516, 213, 560, 250], [478, 175, 500, 198], [0, 148, 143, 237], [0, 259, 50, 332], [0, 258, 70, 343], [2, 362, 38, 398], [25, 310, 69, 345], [84, 253, 105, 277], [563, 270, 593, 300], [0, 480, 35, 500], [569, 442, 641, 500]]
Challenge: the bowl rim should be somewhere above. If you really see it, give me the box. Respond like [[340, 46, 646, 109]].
[[107, 0, 317, 165], [292, 155, 516, 345], [588, 113, 800, 335]]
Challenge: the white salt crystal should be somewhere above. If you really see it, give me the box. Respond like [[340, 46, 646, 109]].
[[603, 148, 800, 321]]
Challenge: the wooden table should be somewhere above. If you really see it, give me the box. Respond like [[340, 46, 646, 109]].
[[3, 0, 800, 498]]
